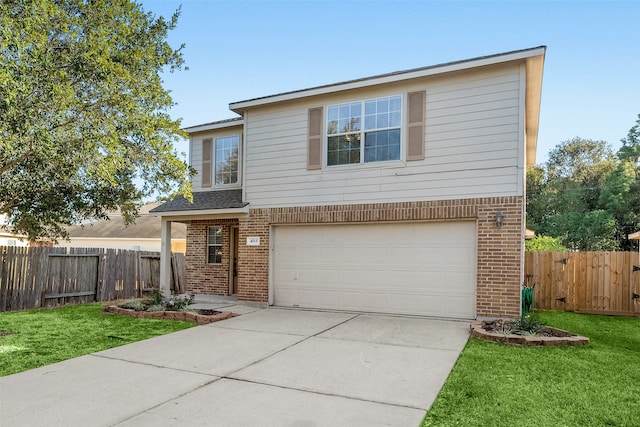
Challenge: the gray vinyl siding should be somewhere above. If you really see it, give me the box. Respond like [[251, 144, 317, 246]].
[[242, 64, 524, 207]]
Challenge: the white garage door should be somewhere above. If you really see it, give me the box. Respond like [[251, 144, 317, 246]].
[[273, 221, 477, 319]]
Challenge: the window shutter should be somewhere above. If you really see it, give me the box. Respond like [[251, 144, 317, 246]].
[[407, 91, 425, 161], [202, 138, 212, 187], [307, 107, 323, 170]]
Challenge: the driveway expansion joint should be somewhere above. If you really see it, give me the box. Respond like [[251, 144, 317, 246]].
[[221, 376, 429, 411], [89, 353, 220, 378]]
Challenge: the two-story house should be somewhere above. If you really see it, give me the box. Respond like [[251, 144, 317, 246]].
[[151, 46, 545, 319]]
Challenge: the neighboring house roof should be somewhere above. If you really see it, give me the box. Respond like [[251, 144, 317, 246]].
[[150, 189, 248, 216], [66, 202, 186, 239]]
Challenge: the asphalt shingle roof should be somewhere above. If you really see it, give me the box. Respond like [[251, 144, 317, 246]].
[[149, 189, 247, 213]]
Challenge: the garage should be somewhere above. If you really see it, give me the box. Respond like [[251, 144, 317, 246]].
[[272, 221, 477, 319]]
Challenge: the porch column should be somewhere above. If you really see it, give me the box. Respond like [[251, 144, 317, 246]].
[[160, 218, 172, 299]]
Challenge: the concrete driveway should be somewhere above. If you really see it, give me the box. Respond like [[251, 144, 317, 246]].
[[0, 307, 469, 427]]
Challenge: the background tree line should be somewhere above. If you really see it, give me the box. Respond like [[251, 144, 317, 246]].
[[527, 114, 640, 251]]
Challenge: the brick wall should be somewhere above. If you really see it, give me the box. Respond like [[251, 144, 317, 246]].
[[185, 219, 238, 295], [191, 196, 524, 318]]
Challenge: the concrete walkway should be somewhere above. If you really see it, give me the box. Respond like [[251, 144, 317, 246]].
[[0, 306, 470, 427]]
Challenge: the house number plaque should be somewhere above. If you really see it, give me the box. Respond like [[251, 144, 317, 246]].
[[246, 237, 260, 246]]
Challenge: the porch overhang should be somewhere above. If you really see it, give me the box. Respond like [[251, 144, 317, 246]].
[[150, 206, 250, 222]]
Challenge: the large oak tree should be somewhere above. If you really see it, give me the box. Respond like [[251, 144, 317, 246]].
[[0, 0, 192, 241]]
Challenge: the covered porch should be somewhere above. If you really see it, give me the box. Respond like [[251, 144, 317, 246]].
[[150, 189, 249, 300]]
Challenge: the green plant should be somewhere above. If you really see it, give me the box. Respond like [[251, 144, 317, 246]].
[[120, 299, 145, 311], [148, 288, 164, 306], [511, 313, 544, 335], [146, 304, 166, 312], [166, 294, 193, 311], [525, 235, 568, 252]]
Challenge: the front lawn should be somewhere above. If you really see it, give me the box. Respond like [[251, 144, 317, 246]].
[[423, 311, 640, 426], [0, 303, 194, 377]]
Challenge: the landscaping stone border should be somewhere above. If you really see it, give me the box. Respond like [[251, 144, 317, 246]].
[[470, 321, 590, 346], [103, 305, 234, 325]]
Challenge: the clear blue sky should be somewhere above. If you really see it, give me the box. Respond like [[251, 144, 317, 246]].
[[141, 0, 640, 165]]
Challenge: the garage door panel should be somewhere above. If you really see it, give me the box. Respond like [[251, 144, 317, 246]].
[[273, 222, 477, 318]]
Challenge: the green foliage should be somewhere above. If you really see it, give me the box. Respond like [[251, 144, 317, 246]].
[[544, 210, 618, 251], [527, 124, 640, 251], [0, 303, 193, 376], [120, 299, 145, 311], [617, 114, 640, 163], [167, 293, 193, 311], [147, 288, 164, 306], [0, 0, 193, 242], [525, 235, 567, 252], [146, 303, 166, 312], [511, 313, 543, 335]]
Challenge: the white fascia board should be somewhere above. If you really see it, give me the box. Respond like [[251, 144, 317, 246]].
[[184, 119, 244, 134], [149, 205, 250, 219], [230, 47, 547, 113]]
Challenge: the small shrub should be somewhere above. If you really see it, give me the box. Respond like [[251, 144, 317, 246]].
[[525, 235, 567, 252], [120, 299, 145, 311], [166, 294, 193, 311], [512, 313, 544, 335], [149, 288, 164, 305], [146, 304, 166, 312]]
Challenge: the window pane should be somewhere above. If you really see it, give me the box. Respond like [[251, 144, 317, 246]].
[[377, 98, 389, 113], [208, 226, 222, 245], [327, 150, 338, 166], [364, 129, 400, 162], [350, 103, 361, 118], [215, 136, 239, 185], [328, 105, 339, 121], [389, 111, 402, 128], [364, 115, 376, 130], [365, 99, 376, 115], [327, 120, 339, 135], [208, 246, 222, 264], [328, 133, 359, 166], [389, 95, 402, 112], [376, 114, 389, 129]]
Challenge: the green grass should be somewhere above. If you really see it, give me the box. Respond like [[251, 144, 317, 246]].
[[0, 303, 194, 377], [423, 311, 640, 426]]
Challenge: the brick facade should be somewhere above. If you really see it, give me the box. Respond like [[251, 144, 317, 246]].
[[188, 196, 524, 318], [185, 219, 238, 296]]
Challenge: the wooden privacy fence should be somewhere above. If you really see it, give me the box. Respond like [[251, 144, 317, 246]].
[[0, 246, 186, 312], [524, 251, 640, 316]]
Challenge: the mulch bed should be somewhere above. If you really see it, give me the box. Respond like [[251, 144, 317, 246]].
[[103, 305, 235, 325], [471, 320, 589, 346]]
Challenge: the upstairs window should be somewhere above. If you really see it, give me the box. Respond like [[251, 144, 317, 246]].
[[327, 95, 402, 166], [202, 135, 239, 187], [215, 136, 239, 185]]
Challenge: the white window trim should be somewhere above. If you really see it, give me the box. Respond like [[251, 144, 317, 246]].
[[325, 94, 404, 168]]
